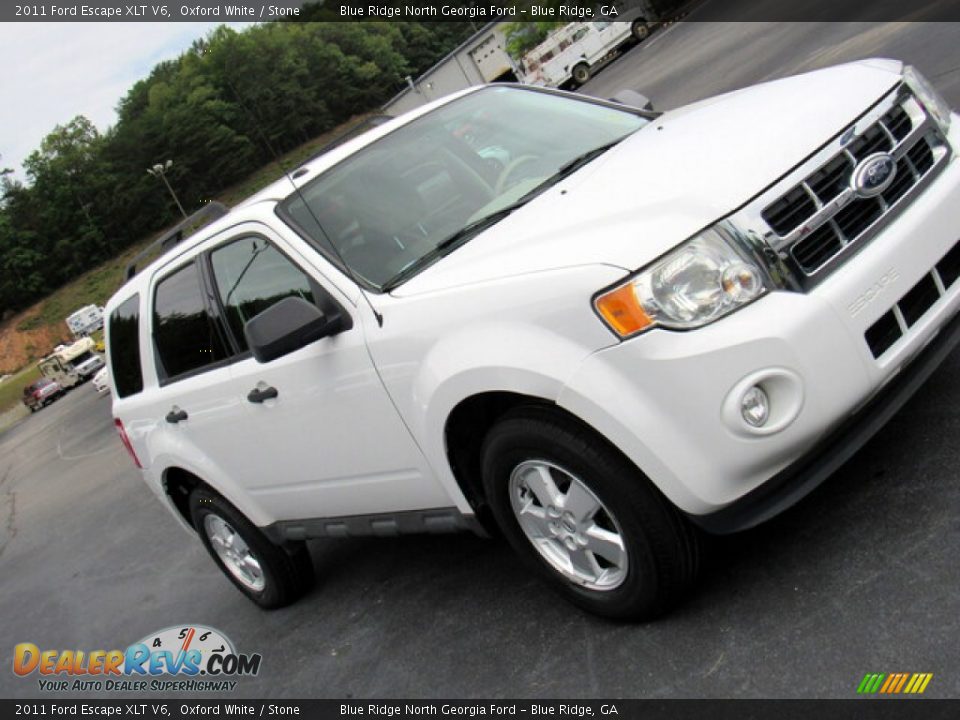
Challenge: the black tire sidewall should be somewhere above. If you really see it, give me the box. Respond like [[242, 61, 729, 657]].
[[572, 64, 590, 85], [189, 489, 301, 609], [482, 412, 689, 619]]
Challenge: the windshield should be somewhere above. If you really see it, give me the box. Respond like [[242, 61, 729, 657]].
[[279, 86, 648, 290], [69, 351, 93, 367]]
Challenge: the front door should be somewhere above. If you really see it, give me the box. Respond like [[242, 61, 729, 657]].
[[204, 227, 447, 523]]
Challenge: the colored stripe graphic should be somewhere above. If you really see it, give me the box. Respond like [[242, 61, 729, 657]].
[[857, 673, 885, 693], [857, 672, 933, 694]]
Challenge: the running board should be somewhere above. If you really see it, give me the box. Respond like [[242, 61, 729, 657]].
[[262, 508, 483, 543]]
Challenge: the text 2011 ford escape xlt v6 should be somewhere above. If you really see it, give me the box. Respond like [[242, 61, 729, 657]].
[[107, 60, 960, 618]]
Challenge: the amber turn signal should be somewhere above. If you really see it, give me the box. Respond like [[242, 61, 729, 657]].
[[595, 283, 653, 337]]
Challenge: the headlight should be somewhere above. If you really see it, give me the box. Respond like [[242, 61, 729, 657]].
[[903, 65, 951, 133], [594, 225, 769, 337]]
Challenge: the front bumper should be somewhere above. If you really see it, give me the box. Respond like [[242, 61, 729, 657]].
[[692, 305, 960, 533], [558, 121, 960, 524]]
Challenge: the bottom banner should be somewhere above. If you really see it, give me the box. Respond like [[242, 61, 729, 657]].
[[2, 700, 959, 720]]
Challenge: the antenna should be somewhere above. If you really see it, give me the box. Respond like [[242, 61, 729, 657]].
[[219, 71, 384, 327]]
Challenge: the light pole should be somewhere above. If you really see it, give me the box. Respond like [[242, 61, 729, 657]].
[[147, 160, 187, 219]]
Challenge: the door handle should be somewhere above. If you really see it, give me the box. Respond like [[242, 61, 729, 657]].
[[247, 385, 278, 404], [165, 408, 188, 424]]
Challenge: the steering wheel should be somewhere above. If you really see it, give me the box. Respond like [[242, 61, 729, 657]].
[[494, 155, 543, 195]]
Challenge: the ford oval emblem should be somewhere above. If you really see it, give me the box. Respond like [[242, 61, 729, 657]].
[[851, 153, 897, 198]]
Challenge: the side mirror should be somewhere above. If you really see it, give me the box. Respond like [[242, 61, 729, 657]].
[[608, 89, 654, 112], [244, 297, 345, 364]]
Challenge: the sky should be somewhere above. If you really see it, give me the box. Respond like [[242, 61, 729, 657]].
[[0, 22, 255, 180]]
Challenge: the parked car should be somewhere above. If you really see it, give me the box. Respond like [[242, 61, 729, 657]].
[[92, 367, 110, 394], [106, 61, 960, 618], [22, 378, 64, 412]]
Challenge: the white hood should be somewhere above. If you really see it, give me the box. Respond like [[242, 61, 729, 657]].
[[394, 61, 902, 297]]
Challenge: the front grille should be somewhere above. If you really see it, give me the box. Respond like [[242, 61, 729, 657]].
[[938, 239, 960, 287], [865, 311, 902, 358], [758, 90, 948, 279], [899, 275, 940, 327], [865, 239, 960, 358]]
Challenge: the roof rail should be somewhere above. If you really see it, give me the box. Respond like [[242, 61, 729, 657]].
[[124, 202, 229, 281]]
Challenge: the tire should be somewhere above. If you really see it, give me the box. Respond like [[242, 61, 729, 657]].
[[571, 63, 591, 86], [189, 488, 314, 609], [631, 21, 650, 42], [481, 407, 699, 620]]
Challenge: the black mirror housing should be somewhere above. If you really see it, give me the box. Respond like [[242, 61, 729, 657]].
[[244, 297, 344, 363]]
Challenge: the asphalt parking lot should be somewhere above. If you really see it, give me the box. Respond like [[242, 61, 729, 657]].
[[3, 21, 960, 700]]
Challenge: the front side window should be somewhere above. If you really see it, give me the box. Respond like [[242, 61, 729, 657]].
[[209, 236, 316, 352], [279, 86, 648, 290], [153, 262, 230, 381], [109, 294, 143, 398]]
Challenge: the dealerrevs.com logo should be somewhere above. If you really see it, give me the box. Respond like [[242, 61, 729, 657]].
[[13, 625, 261, 693]]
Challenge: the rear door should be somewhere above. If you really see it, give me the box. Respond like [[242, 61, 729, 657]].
[[203, 224, 447, 523]]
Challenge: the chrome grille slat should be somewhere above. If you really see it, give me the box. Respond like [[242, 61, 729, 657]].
[[801, 181, 823, 209], [740, 86, 951, 286], [904, 153, 921, 179], [877, 119, 898, 146], [828, 219, 847, 245]]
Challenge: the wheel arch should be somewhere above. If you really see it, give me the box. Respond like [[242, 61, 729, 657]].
[[162, 466, 205, 531], [442, 391, 645, 523], [443, 391, 549, 521], [159, 459, 271, 532]]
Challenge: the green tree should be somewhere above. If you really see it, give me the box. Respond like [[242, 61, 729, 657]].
[[0, 21, 482, 314]]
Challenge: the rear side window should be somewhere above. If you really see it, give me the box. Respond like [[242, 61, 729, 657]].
[[153, 262, 230, 381], [209, 236, 317, 352], [109, 294, 144, 398]]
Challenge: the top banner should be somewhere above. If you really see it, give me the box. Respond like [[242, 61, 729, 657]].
[[6, 0, 960, 23]]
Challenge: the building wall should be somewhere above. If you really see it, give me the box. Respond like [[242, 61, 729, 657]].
[[384, 24, 514, 117]]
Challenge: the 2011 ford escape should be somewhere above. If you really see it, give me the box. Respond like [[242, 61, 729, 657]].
[[106, 60, 960, 618]]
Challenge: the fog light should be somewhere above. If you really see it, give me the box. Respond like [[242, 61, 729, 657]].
[[741, 386, 770, 427]]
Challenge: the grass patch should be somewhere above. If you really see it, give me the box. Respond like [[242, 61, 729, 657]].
[[16, 317, 43, 332], [0, 364, 42, 414]]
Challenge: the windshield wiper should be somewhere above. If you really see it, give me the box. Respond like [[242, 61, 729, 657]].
[[380, 197, 532, 292], [549, 140, 621, 184]]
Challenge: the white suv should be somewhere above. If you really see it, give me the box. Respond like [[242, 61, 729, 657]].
[[106, 61, 960, 618]]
